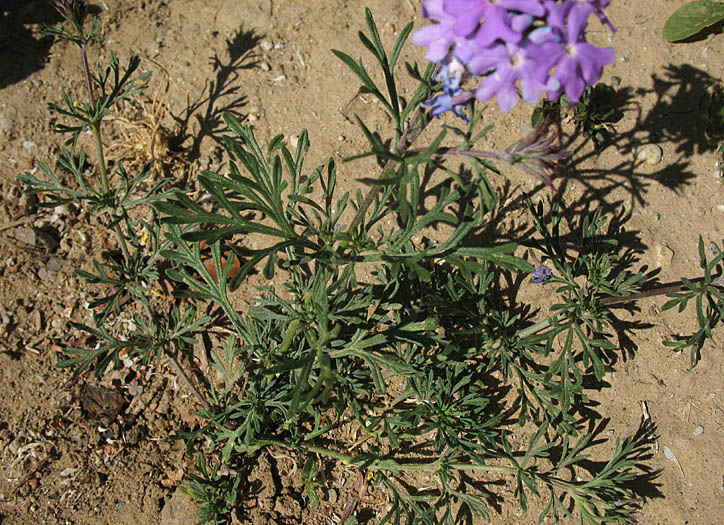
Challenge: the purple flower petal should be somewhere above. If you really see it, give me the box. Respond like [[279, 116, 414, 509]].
[[531, 265, 553, 283], [472, 5, 525, 47], [472, 41, 553, 112]]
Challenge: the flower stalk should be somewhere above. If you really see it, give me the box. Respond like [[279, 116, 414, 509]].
[[451, 116, 571, 188]]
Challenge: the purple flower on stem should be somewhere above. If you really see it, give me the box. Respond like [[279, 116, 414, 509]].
[[412, 0, 617, 113], [543, 1, 615, 102], [531, 265, 553, 283], [50, 0, 86, 26], [422, 89, 474, 120], [450, 117, 571, 189], [411, 0, 460, 62], [437, 55, 468, 93], [575, 0, 616, 31], [411, 0, 479, 63], [469, 40, 560, 112], [443, 0, 546, 38]]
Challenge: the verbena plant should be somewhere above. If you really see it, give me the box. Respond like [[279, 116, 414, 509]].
[[20, 1, 724, 524], [19, 0, 211, 399]]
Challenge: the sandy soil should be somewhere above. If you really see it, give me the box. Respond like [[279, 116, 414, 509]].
[[1, 0, 723, 523]]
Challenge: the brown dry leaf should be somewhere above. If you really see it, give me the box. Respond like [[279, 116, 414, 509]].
[[160, 466, 185, 487], [79, 384, 125, 420]]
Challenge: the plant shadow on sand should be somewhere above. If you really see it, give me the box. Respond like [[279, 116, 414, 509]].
[[171, 26, 261, 162], [559, 63, 721, 211], [0, 1, 65, 89]]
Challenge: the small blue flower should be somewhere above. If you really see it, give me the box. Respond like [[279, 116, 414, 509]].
[[435, 55, 466, 93], [421, 55, 472, 121], [531, 265, 553, 283], [421, 90, 470, 121]]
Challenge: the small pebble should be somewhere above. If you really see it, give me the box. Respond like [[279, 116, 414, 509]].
[[260, 39, 273, 51], [0, 117, 14, 134], [260, 62, 270, 71], [693, 425, 704, 436], [47, 257, 63, 272], [634, 144, 663, 165], [14, 226, 36, 246], [654, 243, 674, 268], [327, 488, 338, 505]]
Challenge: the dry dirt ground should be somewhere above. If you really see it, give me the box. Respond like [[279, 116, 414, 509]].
[[1, 0, 724, 524]]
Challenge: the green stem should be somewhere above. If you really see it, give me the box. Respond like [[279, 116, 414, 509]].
[[346, 107, 427, 234], [79, 44, 95, 111], [293, 443, 617, 506], [113, 223, 130, 261], [79, 44, 129, 265], [279, 319, 302, 353], [597, 278, 711, 305], [139, 302, 211, 411], [260, 439, 625, 508], [515, 315, 559, 339], [288, 443, 520, 475], [91, 122, 110, 195], [167, 347, 212, 413], [516, 277, 724, 339], [79, 44, 111, 195]]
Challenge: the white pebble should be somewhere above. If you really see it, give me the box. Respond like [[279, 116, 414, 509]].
[[634, 144, 663, 165]]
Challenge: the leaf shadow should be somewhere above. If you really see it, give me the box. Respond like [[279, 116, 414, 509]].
[[172, 26, 261, 160], [0, 1, 61, 89]]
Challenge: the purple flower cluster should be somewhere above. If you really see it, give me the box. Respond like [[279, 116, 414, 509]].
[[412, 0, 615, 115], [530, 265, 553, 283]]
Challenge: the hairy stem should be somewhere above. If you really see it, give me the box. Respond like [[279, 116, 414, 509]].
[[516, 276, 724, 339], [167, 350, 211, 413], [598, 277, 721, 305], [346, 107, 427, 234], [79, 45, 111, 195], [79, 43, 131, 268], [138, 301, 211, 411], [80, 45, 95, 119], [113, 223, 131, 261]]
